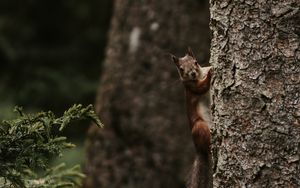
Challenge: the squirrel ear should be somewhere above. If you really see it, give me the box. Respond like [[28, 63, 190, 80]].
[[170, 54, 179, 65], [187, 47, 195, 58]]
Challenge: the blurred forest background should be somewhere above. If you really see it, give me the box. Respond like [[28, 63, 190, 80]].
[[0, 0, 211, 187], [0, 0, 113, 166]]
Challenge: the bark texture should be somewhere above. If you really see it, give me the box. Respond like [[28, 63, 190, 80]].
[[84, 0, 210, 187], [210, 0, 300, 187]]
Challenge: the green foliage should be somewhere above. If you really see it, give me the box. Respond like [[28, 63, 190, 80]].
[[24, 163, 85, 188], [0, 104, 102, 187]]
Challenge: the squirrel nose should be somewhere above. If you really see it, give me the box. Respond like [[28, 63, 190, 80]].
[[191, 72, 196, 78]]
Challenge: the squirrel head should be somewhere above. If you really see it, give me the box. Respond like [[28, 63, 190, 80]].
[[171, 47, 202, 81]]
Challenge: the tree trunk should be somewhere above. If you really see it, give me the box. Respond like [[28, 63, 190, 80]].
[[84, 1, 210, 187], [210, 0, 300, 187]]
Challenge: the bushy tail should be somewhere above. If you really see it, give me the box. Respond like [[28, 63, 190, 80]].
[[186, 152, 213, 188]]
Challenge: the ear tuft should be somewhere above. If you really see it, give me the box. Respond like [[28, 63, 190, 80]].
[[187, 47, 195, 58], [170, 54, 179, 64]]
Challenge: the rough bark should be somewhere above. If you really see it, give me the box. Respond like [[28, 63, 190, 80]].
[[210, 0, 300, 187], [84, 0, 210, 188]]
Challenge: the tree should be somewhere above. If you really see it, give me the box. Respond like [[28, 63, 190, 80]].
[[210, 0, 300, 187], [84, 0, 210, 187], [0, 105, 102, 187]]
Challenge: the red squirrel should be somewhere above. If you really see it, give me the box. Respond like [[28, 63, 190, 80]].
[[171, 48, 213, 188]]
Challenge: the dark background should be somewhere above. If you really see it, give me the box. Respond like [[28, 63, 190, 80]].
[[0, 0, 113, 165], [0, 1, 212, 187]]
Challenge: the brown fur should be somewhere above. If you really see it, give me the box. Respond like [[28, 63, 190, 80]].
[[171, 49, 212, 188]]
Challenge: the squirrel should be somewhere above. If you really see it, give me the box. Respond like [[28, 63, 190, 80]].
[[171, 48, 213, 188]]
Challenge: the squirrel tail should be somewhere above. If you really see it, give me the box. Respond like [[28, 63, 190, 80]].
[[186, 152, 213, 188], [187, 119, 212, 188]]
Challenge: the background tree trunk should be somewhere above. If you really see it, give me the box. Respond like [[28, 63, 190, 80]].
[[210, 0, 300, 187], [84, 0, 210, 187]]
